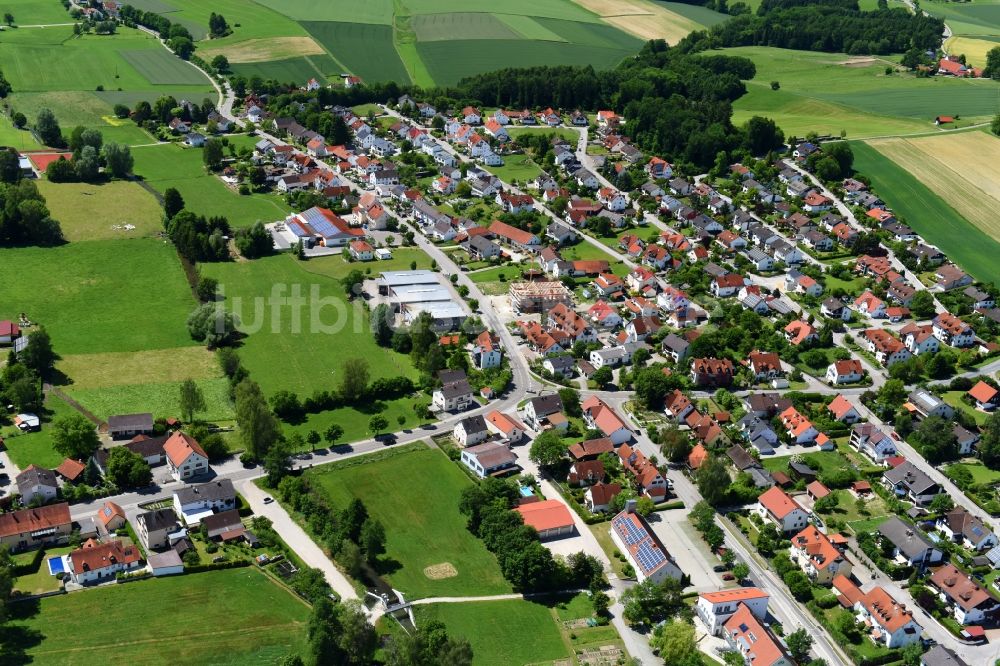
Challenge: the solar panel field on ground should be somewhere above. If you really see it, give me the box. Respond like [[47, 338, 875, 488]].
[[137, 0, 723, 87]]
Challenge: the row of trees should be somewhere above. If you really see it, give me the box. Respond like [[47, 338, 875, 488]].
[[118, 5, 197, 59], [0, 178, 64, 246]]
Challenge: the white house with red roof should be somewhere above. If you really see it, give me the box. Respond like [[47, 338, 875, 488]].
[[485, 410, 526, 444], [855, 291, 887, 318], [969, 381, 1000, 411], [284, 207, 364, 248], [827, 394, 861, 424], [0, 320, 21, 345], [711, 273, 748, 298], [696, 587, 770, 635], [460, 106, 481, 124], [755, 486, 809, 533], [833, 575, 923, 648], [723, 604, 794, 666], [164, 432, 209, 482], [826, 359, 864, 385], [349, 240, 374, 261], [584, 396, 632, 445], [68, 538, 142, 584], [780, 406, 818, 444], [790, 524, 851, 585]]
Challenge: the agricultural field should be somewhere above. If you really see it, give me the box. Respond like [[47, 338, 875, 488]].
[[925, 0, 1000, 66], [1, 26, 214, 146], [36, 181, 164, 242], [413, 598, 570, 665], [723, 46, 1000, 138], [303, 445, 511, 599], [131, 143, 292, 228], [129, 0, 664, 88], [853, 135, 1000, 283], [199, 253, 419, 396], [4, 568, 309, 665]]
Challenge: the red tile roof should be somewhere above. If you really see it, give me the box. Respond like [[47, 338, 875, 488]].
[[757, 487, 804, 520], [70, 538, 141, 575], [515, 499, 574, 533], [0, 503, 71, 539], [163, 432, 207, 468]]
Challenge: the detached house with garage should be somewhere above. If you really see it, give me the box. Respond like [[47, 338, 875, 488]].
[[969, 381, 1000, 411], [755, 487, 809, 534], [583, 396, 632, 445], [833, 576, 923, 649], [883, 460, 941, 506], [936, 507, 998, 552], [877, 517, 943, 569], [790, 525, 851, 585], [68, 538, 142, 585], [930, 563, 1000, 625], [696, 588, 770, 636], [851, 423, 897, 464]]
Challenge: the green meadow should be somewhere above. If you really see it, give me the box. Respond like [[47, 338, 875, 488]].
[[131, 143, 291, 228], [724, 46, 1000, 138]]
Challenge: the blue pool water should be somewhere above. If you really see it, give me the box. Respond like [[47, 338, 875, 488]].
[[519, 486, 533, 498], [47, 556, 64, 575]]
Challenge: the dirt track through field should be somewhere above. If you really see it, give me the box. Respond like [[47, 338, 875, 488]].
[[867, 133, 1000, 240]]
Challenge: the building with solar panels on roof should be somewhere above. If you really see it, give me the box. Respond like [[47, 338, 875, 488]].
[[610, 501, 684, 584], [282, 206, 366, 248]]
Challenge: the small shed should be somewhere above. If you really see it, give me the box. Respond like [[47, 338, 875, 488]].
[[148, 551, 184, 577], [108, 413, 154, 439], [806, 480, 831, 501]]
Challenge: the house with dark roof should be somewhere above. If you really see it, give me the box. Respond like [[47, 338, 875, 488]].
[[461, 442, 518, 478], [883, 460, 941, 506], [524, 394, 564, 430], [203, 509, 246, 542], [876, 517, 942, 569], [936, 507, 998, 552], [15, 465, 58, 505], [454, 415, 489, 448], [173, 479, 236, 525], [136, 508, 179, 551], [432, 379, 473, 413]]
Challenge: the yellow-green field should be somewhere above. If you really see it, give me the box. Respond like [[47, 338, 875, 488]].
[[36, 181, 164, 242]]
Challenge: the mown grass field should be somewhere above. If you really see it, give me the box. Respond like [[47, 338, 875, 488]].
[[3, 568, 309, 665], [2, 27, 213, 146], [199, 253, 418, 396], [852, 139, 1000, 283], [0, 238, 196, 355], [724, 46, 1000, 138], [36, 181, 164, 242], [414, 598, 569, 665], [68, 377, 234, 422], [131, 143, 291, 228], [3, 0, 73, 25], [304, 445, 511, 599], [301, 21, 411, 85]]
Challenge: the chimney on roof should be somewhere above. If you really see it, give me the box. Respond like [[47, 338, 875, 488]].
[[625, 499, 638, 514]]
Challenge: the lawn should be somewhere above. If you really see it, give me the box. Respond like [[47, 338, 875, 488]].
[[67, 377, 234, 422], [485, 155, 543, 184], [280, 394, 430, 446], [723, 46, 999, 138], [199, 253, 418, 396], [131, 143, 292, 228], [3, 568, 309, 665], [507, 127, 581, 143], [3, 0, 72, 25], [943, 391, 989, 426], [302, 445, 511, 598], [763, 449, 852, 479], [1, 394, 78, 470], [118, 48, 210, 86], [0, 238, 197, 355], [948, 462, 1000, 486], [413, 599, 569, 666], [13, 546, 74, 596], [36, 181, 164, 242], [851, 140, 1000, 284]]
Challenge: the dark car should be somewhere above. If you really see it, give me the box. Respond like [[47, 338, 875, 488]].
[[713, 565, 727, 572], [722, 573, 735, 581]]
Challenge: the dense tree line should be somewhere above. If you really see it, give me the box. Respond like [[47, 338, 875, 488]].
[[0, 68, 11, 98], [118, 4, 196, 58], [702, 0, 944, 55]]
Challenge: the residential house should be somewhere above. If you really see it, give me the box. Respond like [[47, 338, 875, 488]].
[[968, 381, 999, 411], [711, 274, 747, 298], [543, 356, 576, 378], [936, 507, 998, 552], [826, 359, 864, 385], [454, 415, 489, 448], [755, 487, 809, 534], [96, 501, 126, 536], [164, 432, 209, 482], [780, 406, 819, 445], [690, 357, 735, 388], [883, 461, 942, 506], [901, 323, 940, 356], [851, 424, 897, 464], [747, 351, 782, 382], [877, 517, 943, 568], [862, 329, 912, 367], [833, 576, 923, 649], [108, 413, 154, 439], [568, 460, 604, 486], [584, 396, 632, 446], [471, 331, 502, 370], [930, 563, 1000, 625], [790, 525, 852, 585], [663, 389, 695, 422], [524, 394, 565, 430], [68, 538, 142, 584], [696, 588, 770, 636], [937, 264, 973, 291], [461, 442, 517, 478], [433, 379, 473, 413], [827, 395, 861, 424], [15, 465, 58, 505], [0, 503, 72, 552], [821, 297, 851, 321], [661, 334, 690, 364], [855, 291, 887, 318], [722, 604, 794, 666], [585, 483, 622, 513], [954, 423, 980, 456], [784, 320, 818, 347], [610, 505, 684, 584], [135, 508, 179, 551], [485, 410, 526, 444], [933, 313, 975, 348], [906, 388, 955, 420], [173, 479, 236, 526], [964, 286, 995, 310]]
